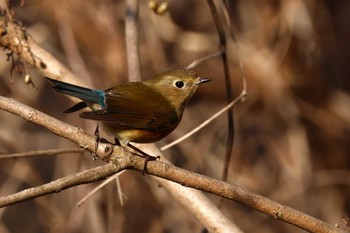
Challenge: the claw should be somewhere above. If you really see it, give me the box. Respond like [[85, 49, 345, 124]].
[[126, 143, 159, 174]]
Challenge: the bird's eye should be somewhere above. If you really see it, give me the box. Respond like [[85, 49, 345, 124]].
[[174, 80, 185, 89]]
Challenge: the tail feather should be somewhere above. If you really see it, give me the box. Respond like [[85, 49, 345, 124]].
[[46, 77, 105, 108]]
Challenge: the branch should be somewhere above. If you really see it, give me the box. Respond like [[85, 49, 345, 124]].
[[132, 151, 343, 233], [0, 163, 121, 207], [0, 1, 80, 85], [125, 0, 141, 81], [0, 97, 240, 232], [0, 148, 83, 159], [0, 96, 343, 233], [206, 0, 236, 185]]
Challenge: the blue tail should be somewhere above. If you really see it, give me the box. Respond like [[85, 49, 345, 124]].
[[46, 78, 106, 112]]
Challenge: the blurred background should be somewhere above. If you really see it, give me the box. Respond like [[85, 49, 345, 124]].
[[0, 0, 349, 232]]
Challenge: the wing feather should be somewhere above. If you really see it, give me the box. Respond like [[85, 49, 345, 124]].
[[80, 89, 178, 131]]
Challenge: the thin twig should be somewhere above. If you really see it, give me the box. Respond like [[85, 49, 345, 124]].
[[0, 148, 84, 159], [125, 0, 141, 81], [115, 173, 126, 206], [186, 49, 224, 69], [207, 0, 235, 185], [76, 171, 126, 207], [221, 1, 247, 99], [161, 92, 245, 151]]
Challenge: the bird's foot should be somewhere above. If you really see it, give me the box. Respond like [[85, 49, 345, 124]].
[[141, 154, 159, 174], [126, 143, 160, 174]]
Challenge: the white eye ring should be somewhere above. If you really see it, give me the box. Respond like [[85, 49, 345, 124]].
[[173, 80, 185, 89]]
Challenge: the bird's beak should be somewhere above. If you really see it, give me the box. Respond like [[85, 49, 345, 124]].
[[196, 77, 211, 85]]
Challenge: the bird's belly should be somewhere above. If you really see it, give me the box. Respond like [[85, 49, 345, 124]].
[[101, 123, 173, 143], [116, 129, 167, 143]]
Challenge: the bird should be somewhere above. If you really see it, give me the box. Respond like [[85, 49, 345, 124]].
[[47, 68, 210, 168]]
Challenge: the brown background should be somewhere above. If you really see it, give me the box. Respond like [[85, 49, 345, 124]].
[[0, 0, 349, 232]]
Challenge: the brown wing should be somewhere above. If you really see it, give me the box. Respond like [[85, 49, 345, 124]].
[[80, 87, 179, 132]]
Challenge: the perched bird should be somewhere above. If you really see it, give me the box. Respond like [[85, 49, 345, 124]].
[[47, 69, 210, 148]]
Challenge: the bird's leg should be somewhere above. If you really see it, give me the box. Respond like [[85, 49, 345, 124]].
[[126, 143, 160, 173], [92, 125, 114, 159], [94, 125, 100, 152], [113, 138, 122, 146], [95, 125, 114, 145]]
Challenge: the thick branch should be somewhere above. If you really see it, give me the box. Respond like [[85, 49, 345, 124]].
[[131, 153, 343, 233]]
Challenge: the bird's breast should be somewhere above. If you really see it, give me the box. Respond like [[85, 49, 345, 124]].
[[101, 123, 178, 143]]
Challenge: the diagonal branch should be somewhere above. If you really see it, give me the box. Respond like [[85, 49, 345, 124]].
[[0, 163, 122, 207], [0, 0, 79, 85], [0, 95, 343, 233]]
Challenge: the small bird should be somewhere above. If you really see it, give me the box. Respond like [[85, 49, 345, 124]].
[[47, 69, 210, 159]]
